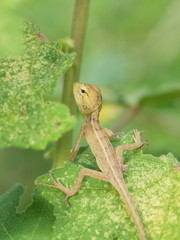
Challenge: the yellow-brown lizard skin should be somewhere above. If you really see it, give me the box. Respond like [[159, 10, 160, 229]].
[[37, 82, 148, 240]]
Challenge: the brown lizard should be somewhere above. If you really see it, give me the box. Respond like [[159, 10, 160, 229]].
[[37, 82, 147, 240]]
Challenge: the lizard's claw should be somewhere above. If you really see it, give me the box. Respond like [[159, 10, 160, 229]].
[[133, 129, 148, 147], [65, 195, 71, 207], [143, 141, 149, 145], [121, 164, 128, 172], [48, 172, 59, 185], [133, 129, 141, 142], [133, 129, 142, 137], [174, 165, 180, 171], [65, 190, 75, 207]]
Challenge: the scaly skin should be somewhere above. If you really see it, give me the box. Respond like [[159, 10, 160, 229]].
[[37, 82, 148, 240], [72, 82, 147, 240]]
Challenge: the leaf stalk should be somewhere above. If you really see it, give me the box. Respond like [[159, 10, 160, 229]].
[[53, 0, 90, 168]]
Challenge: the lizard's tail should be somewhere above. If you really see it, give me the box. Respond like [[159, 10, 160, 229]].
[[112, 177, 147, 240]]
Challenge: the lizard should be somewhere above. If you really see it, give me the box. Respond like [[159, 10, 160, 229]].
[[37, 82, 148, 240]]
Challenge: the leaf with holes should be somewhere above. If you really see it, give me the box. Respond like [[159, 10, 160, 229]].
[[0, 22, 76, 149]]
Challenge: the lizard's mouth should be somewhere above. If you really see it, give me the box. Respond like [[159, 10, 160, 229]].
[[73, 82, 84, 110], [73, 82, 79, 90], [73, 82, 79, 94]]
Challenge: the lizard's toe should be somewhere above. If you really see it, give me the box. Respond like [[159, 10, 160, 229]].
[[121, 164, 128, 172]]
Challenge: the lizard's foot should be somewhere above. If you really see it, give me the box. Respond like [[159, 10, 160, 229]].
[[121, 164, 128, 172], [174, 165, 180, 171], [65, 195, 71, 207], [35, 173, 67, 194], [133, 129, 148, 146], [65, 188, 78, 207], [49, 173, 62, 186]]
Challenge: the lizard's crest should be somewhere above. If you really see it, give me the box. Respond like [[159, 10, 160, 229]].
[[73, 82, 102, 115]]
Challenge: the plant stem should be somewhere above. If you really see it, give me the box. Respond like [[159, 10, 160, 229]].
[[53, 0, 90, 168]]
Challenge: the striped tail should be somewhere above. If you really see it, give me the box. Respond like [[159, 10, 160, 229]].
[[112, 176, 147, 240]]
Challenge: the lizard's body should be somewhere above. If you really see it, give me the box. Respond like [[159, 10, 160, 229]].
[[37, 82, 147, 240], [84, 110, 114, 173], [74, 83, 147, 240]]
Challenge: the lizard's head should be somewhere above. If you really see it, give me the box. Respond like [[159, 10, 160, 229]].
[[73, 82, 102, 115]]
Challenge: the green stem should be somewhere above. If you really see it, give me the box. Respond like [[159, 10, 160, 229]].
[[53, 0, 90, 168]]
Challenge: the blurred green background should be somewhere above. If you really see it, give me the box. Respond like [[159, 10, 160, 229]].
[[0, 0, 179, 208]]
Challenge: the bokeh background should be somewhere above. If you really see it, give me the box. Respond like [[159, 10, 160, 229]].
[[0, 0, 180, 209]]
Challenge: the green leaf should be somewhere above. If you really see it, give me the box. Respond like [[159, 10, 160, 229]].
[[0, 22, 76, 149], [122, 83, 180, 108], [0, 184, 55, 240], [0, 184, 24, 222], [36, 131, 180, 240]]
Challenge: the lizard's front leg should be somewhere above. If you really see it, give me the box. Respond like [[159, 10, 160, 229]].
[[36, 168, 109, 205], [70, 126, 85, 162], [104, 128, 120, 140], [115, 130, 148, 171]]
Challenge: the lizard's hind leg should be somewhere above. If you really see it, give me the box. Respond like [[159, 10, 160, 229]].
[[36, 168, 109, 206]]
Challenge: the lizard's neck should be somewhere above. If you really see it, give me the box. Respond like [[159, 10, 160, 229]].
[[84, 108, 100, 125]]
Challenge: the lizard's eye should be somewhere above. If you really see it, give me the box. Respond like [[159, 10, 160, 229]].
[[81, 89, 86, 94]]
